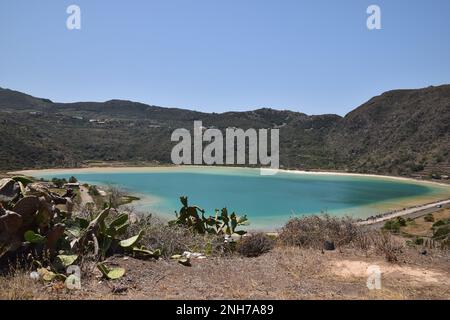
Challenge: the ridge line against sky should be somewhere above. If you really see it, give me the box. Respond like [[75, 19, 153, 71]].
[[2, 83, 449, 117], [1, 0, 450, 116]]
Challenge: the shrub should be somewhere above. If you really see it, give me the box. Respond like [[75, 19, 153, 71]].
[[373, 232, 403, 263], [397, 217, 407, 226], [383, 217, 408, 233], [414, 237, 424, 245], [278, 215, 358, 249], [424, 214, 435, 223], [237, 233, 275, 257], [126, 213, 230, 258], [432, 220, 447, 228], [68, 176, 78, 183], [383, 220, 401, 233], [51, 177, 67, 188], [353, 228, 374, 251], [441, 236, 450, 250], [88, 185, 100, 196], [433, 225, 450, 240]]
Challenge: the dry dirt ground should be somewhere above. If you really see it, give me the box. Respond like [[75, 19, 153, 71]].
[[1, 247, 449, 300]]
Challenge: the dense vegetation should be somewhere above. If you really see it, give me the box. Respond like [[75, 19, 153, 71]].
[[0, 85, 449, 176]]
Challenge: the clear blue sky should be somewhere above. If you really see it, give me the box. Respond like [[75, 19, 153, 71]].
[[1, 0, 449, 115]]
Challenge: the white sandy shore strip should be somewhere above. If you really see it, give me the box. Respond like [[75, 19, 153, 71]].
[[357, 198, 450, 226], [278, 169, 450, 188]]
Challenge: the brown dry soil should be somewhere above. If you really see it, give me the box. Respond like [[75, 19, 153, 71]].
[[1, 247, 449, 300]]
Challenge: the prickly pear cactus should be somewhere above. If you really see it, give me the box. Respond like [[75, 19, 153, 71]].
[[0, 178, 20, 203], [171, 197, 248, 236]]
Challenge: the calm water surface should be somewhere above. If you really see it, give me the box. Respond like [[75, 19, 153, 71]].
[[33, 167, 450, 229]]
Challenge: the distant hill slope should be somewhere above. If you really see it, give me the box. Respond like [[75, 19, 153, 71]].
[[329, 86, 450, 175], [0, 85, 449, 176]]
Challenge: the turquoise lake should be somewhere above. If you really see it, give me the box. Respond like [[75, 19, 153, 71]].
[[31, 167, 450, 230]]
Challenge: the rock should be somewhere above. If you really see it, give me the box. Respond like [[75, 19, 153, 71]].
[[178, 257, 191, 267], [0, 178, 20, 203], [29, 271, 40, 281], [224, 235, 236, 243], [191, 252, 204, 258], [231, 233, 242, 242], [182, 251, 192, 258], [323, 240, 335, 251]]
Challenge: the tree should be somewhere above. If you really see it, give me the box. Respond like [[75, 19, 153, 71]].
[[52, 177, 67, 188], [68, 176, 78, 183]]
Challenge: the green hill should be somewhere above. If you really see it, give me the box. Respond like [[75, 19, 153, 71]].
[[0, 85, 449, 177]]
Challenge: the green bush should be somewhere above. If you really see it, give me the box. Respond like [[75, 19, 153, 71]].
[[424, 214, 435, 222], [88, 185, 100, 196], [383, 220, 401, 233], [51, 177, 67, 188], [68, 176, 78, 183], [397, 217, 407, 226], [413, 237, 424, 245], [432, 220, 447, 228], [383, 216, 407, 232]]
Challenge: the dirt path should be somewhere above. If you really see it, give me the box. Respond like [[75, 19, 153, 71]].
[[79, 185, 95, 206]]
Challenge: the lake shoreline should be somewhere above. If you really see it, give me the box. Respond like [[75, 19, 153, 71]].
[[10, 164, 450, 188], [10, 165, 450, 230]]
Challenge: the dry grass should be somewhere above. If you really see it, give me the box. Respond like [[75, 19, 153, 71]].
[[1, 244, 449, 300], [0, 271, 41, 300]]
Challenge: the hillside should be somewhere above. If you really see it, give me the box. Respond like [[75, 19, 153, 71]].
[[329, 86, 450, 175], [0, 85, 449, 176]]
